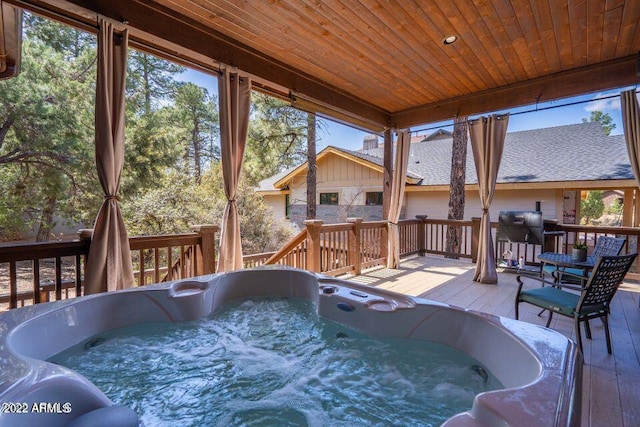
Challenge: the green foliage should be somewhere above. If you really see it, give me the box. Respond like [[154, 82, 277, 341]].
[[123, 166, 293, 253], [24, 14, 95, 59], [573, 240, 588, 250], [0, 35, 97, 240], [580, 190, 605, 225], [582, 110, 615, 136], [171, 83, 218, 182], [121, 109, 182, 197], [244, 93, 313, 184], [127, 50, 185, 114], [1, 13, 298, 254], [606, 198, 623, 215]]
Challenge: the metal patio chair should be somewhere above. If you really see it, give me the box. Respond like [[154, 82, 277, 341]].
[[516, 253, 637, 354]]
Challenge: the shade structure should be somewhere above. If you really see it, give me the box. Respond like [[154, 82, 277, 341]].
[[387, 130, 411, 269], [84, 18, 134, 294], [621, 90, 640, 189], [217, 69, 251, 272], [0, 1, 22, 79], [470, 114, 509, 284]]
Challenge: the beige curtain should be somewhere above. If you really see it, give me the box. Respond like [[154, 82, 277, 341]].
[[387, 130, 411, 269], [469, 114, 509, 284], [84, 19, 134, 294], [0, 1, 22, 79], [621, 90, 640, 188], [217, 69, 251, 272]]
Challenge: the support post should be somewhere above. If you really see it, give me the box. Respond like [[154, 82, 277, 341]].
[[304, 220, 323, 272], [415, 215, 428, 256], [347, 218, 363, 275], [191, 225, 219, 275], [635, 189, 640, 227], [380, 222, 388, 263], [471, 217, 481, 263]]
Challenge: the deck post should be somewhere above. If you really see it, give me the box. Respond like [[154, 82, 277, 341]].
[[191, 225, 219, 275], [471, 217, 480, 263], [416, 215, 428, 256], [304, 220, 323, 272], [347, 218, 363, 275]]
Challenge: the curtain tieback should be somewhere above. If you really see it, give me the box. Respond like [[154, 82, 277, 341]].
[[105, 195, 121, 201], [482, 208, 489, 212]]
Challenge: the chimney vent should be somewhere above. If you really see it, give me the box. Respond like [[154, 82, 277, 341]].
[[363, 135, 379, 150]]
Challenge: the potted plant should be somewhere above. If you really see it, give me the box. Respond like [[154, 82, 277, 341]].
[[572, 240, 588, 262]]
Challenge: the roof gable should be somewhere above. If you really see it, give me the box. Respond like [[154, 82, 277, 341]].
[[272, 146, 421, 189]]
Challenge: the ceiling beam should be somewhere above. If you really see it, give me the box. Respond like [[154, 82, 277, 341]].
[[49, 0, 391, 130], [393, 55, 640, 128]]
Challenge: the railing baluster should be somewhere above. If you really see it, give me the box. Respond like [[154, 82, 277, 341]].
[[180, 245, 186, 278], [154, 248, 160, 283], [9, 261, 17, 309], [33, 259, 41, 305], [55, 257, 62, 301], [139, 249, 145, 286], [75, 255, 82, 297], [167, 246, 173, 281]]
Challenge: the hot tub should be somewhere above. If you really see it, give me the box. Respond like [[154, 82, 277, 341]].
[[0, 268, 581, 426]]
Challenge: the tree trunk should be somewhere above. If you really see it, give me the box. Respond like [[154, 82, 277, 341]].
[[306, 113, 317, 220], [193, 121, 201, 183], [445, 116, 468, 258], [143, 54, 152, 114], [36, 195, 57, 242]]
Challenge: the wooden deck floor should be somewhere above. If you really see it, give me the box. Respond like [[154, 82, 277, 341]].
[[345, 255, 640, 427]]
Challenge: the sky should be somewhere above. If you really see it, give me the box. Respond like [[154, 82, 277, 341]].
[[178, 68, 633, 152]]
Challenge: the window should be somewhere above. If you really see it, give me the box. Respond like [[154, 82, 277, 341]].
[[319, 192, 339, 205], [366, 192, 383, 206], [285, 194, 290, 219]]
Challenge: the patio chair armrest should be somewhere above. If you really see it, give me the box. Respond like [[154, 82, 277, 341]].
[[552, 282, 583, 292], [516, 275, 547, 295]]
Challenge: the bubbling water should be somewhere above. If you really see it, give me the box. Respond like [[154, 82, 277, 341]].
[[49, 298, 503, 426]]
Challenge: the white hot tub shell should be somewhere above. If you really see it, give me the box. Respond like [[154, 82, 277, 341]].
[[0, 268, 582, 426]]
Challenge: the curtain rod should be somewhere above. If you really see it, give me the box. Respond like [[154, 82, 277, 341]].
[[410, 89, 640, 134]]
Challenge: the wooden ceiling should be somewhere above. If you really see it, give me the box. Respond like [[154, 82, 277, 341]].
[[12, 0, 640, 131]]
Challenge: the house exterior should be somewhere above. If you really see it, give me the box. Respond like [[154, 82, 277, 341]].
[[256, 122, 637, 229]]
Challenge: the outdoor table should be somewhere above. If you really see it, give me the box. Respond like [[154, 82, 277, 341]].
[[537, 252, 597, 287]]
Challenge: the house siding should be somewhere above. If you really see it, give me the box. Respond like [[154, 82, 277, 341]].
[[262, 194, 287, 222], [405, 189, 561, 222], [284, 153, 391, 226]]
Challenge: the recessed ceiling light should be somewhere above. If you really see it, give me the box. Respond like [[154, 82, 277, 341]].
[[442, 35, 458, 45]]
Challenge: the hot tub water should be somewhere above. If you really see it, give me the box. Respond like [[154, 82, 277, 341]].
[[49, 298, 502, 427]]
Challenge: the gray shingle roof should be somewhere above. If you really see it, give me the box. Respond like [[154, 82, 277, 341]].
[[361, 122, 632, 185], [256, 167, 296, 191], [257, 122, 633, 191]]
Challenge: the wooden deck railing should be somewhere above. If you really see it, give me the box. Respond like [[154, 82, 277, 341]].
[[0, 225, 218, 311], [0, 240, 89, 309], [4, 216, 640, 311], [265, 218, 399, 276]]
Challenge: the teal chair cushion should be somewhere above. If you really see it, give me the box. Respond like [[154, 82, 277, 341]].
[[519, 287, 580, 317]]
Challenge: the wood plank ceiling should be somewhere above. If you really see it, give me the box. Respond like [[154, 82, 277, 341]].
[[14, 0, 640, 131]]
